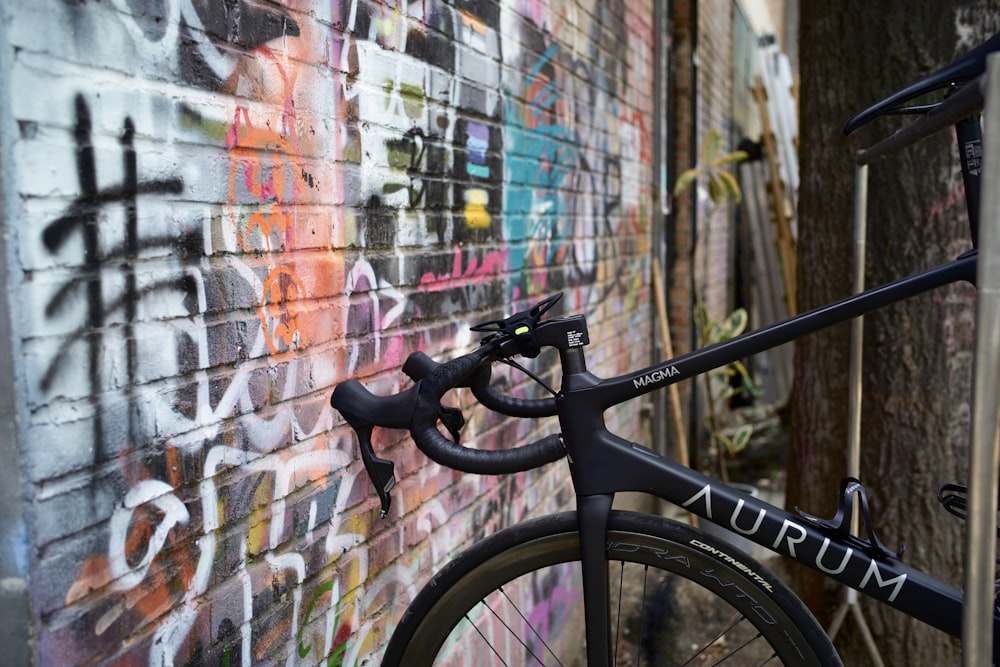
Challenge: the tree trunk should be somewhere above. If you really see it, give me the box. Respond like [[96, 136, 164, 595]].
[[790, 4, 999, 665]]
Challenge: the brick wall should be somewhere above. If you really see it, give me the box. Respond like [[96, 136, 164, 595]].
[[669, 0, 738, 456], [695, 0, 737, 324], [670, 0, 738, 341], [0, 1, 657, 663]]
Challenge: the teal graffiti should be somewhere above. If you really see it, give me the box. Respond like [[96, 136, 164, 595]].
[[503, 41, 579, 296]]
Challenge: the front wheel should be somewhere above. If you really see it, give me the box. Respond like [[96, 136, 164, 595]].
[[383, 510, 841, 666]]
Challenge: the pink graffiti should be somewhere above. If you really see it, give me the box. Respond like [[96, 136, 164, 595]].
[[524, 579, 582, 651], [419, 245, 508, 291], [925, 182, 967, 224]]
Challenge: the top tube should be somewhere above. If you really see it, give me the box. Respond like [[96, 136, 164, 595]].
[[577, 253, 975, 411]]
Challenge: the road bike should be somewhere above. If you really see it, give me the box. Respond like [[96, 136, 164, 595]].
[[331, 33, 1000, 667]]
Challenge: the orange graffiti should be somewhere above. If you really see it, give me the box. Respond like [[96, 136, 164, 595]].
[[227, 106, 306, 254], [259, 265, 307, 353], [65, 448, 197, 640], [620, 109, 653, 166], [225, 45, 309, 255]]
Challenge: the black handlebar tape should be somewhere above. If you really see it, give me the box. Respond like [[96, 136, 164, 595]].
[[402, 351, 440, 381], [468, 371, 557, 418], [405, 351, 557, 418], [411, 350, 566, 473], [330, 379, 419, 429]]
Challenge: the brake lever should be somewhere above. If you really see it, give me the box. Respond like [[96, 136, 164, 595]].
[[331, 380, 421, 518], [437, 404, 465, 441], [344, 415, 397, 518], [331, 363, 473, 518]]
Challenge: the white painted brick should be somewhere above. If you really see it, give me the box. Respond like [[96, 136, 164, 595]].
[[4, 2, 660, 663]]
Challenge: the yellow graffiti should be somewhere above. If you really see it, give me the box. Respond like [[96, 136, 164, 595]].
[[464, 188, 490, 228]]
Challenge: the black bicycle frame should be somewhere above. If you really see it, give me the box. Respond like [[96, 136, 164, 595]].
[[555, 250, 993, 665]]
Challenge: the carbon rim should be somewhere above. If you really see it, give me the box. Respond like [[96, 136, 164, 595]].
[[387, 512, 836, 666]]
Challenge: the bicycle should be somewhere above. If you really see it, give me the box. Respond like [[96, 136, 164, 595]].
[[331, 33, 1000, 666]]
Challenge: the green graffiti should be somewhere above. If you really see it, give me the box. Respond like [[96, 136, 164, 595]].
[[381, 79, 426, 121], [385, 139, 412, 171], [297, 579, 351, 666], [328, 642, 348, 667], [400, 82, 426, 120], [178, 102, 230, 142]]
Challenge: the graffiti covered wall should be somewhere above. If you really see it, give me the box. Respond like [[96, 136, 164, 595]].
[[0, 0, 657, 663]]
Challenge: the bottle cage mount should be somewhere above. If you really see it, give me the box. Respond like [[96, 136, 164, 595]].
[[798, 477, 904, 560]]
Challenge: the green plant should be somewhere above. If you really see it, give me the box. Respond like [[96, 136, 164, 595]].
[[674, 129, 755, 482], [695, 303, 762, 481], [673, 127, 748, 205]]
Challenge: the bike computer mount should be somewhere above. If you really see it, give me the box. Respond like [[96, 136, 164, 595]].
[[471, 293, 564, 358], [471, 292, 590, 358]]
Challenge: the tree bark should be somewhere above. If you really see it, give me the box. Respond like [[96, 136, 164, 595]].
[[790, 4, 999, 664]]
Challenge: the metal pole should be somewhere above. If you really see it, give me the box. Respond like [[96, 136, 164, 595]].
[[826, 163, 886, 666], [848, 164, 868, 498], [963, 51, 1000, 667]]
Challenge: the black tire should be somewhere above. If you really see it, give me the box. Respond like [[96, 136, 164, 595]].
[[382, 510, 841, 666]]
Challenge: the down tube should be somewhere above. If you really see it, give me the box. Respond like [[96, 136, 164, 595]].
[[575, 435, 999, 651]]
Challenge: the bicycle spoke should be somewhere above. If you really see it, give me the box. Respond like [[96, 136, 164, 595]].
[[495, 586, 565, 666], [465, 611, 510, 667], [605, 560, 798, 667], [387, 514, 837, 666], [476, 597, 548, 666], [711, 631, 764, 665], [679, 613, 747, 667], [637, 565, 648, 667]]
